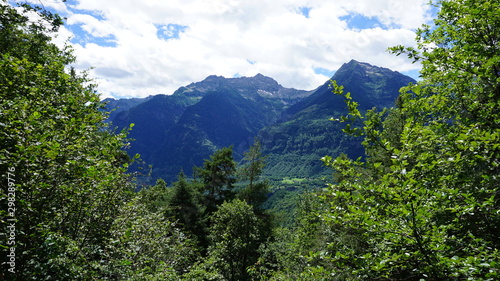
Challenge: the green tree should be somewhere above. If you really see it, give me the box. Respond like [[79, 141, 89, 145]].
[[139, 178, 169, 213], [237, 139, 269, 210], [249, 192, 335, 280], [205, 199, 262, 281], [0, 2, 133, 279], [102, 194, 198, 280], [239, 139, 266, 188], [198, 146, 237, 214], [166, 172, 204, 241], [320, 0, 500, 279]]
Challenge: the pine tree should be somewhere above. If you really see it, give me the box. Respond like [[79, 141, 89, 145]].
[[198, 146, 237, 214]]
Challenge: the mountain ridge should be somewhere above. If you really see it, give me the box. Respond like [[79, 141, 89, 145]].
[[258, 60, 415, 179], [172, 73, 312, 104], [105, 61, 415, 183]]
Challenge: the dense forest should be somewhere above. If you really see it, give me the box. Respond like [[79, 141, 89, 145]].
[[1, 0, 499, 280]]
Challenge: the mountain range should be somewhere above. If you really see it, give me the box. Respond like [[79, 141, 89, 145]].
[[104, 60, 415, 183]]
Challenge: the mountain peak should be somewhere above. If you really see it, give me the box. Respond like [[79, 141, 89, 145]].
[[253, 73, 270, 80], [346, 59, 360, 65], [341, 59, 373, 70], [249, 73, 280, 87], [338, 60, 401, 77], [203, 74, 225, 82], [169, 72, 312, 108], [198, 73, 277, 86], [285, 60, 415, 119]]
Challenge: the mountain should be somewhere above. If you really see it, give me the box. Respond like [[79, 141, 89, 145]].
[[285, 60, 414, 118], [173, 73, 310, 104], [259, 60, 416, 179], [102, 96, 154, 122], [110, 94, 195, 162], [106, 74, 312, 182], [106, 61, 415, 183]]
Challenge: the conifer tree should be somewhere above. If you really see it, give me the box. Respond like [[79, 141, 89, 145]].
[[238, 139, 269, 210], [167, 172, 204, 241], [198, 146, 237, 214]]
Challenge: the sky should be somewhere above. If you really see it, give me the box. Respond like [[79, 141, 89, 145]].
[[20, 0, 435, 99]]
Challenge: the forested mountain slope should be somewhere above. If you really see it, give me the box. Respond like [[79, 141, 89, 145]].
[[106, 61, 414, 182], [259, 60, 415, 179], [106, 74, 312, 182]]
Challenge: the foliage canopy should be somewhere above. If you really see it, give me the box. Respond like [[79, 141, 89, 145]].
[[2, 0, 499, 280]]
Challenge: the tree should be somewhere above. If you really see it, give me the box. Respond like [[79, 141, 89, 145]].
[[239, 139, 266, 188], [249, 192, 335, 280], [139, 178, 169, 213], [0, 2, 133, 279], [319, 0, 500, 279], [198, 146, 237, 214], [205, 199, 262, 281], [102, 194, 198, 280], [237, 139, 269, 210], [166, 172, 204, 240]]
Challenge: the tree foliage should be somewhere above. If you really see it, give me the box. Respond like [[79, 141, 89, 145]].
[[101, 194, 198, 280], [237, 139, 270, 209], [206, 199, 263, 281], [319, 0, 500, 279], [4, 0, 499, 280], [198, 146, 237, 214], [165, 172, 204, 243], [0, 2, 134, 279]]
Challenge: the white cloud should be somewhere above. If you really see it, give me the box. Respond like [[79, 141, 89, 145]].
[[67, 14, 116, 38], [339, 0, 432, 29], [45, 0, 433, 98]]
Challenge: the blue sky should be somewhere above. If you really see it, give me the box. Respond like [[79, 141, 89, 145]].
[[19, 0, 435, 99]]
